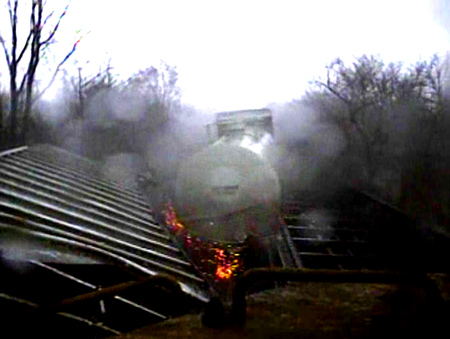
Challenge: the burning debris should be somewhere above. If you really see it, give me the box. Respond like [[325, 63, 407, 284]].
[[164, 202, 245, 284]]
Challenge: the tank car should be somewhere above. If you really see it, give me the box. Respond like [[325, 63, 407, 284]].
[[174, 140, 280, 242], [171, 109, 282, 275]]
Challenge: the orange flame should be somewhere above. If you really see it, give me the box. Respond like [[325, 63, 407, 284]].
[[164, 202, 244, 282], [214, 248, 242, 280], [215, 249, 232, 279], [216, 266, 233, 279], [165, 202, 184, 232]]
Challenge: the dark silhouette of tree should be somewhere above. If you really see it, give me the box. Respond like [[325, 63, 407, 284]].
[[51, 60, 118, 156], [62, 60, 115, 121], [310, 55, 443, 185], [125, 62, 180, 130], [0, 85, 6, 143], [0, 0, 81, 146]]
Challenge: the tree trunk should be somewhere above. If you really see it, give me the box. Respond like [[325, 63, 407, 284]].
[[0, 93, 3, 147], [21, 79, 33, 144], [9, 81, 19, 146]]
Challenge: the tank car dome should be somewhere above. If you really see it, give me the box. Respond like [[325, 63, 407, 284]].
[[174, 142, 281, 242]]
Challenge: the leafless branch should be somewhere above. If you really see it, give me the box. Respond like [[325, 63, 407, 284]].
[[34, 38, 82, 103], [317, 80, 351, 106], [43, 10, 54, 27], [16, 30, 32, 64], [11, 0, 18, 65], [0, 34, 12, 67], [40, 3, 70, 46], [8, 1, 16, 28]]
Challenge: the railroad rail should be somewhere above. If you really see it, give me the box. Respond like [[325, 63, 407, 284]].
[[280, 198, 378, 270], [280, 190, 450, 273]]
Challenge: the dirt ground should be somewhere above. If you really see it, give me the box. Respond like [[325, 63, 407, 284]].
[[109, 274, 450, 339]]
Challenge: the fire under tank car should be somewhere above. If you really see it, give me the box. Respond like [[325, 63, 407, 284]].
[[165, 109, 287, 305]]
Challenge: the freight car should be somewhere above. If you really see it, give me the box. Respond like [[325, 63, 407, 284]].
[[167, 109, 286, 293]]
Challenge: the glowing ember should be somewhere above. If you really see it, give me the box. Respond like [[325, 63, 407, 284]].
[[216, 266, 233, 279], [163, 202, 244, 283], [214, 249, 241, 280], [165, 202, 185, 233]]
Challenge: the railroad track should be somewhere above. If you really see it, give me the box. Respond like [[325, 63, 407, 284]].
[[280, 199, 380, 270], [278, 186, 433, 272], [280, 191, 450, 273]]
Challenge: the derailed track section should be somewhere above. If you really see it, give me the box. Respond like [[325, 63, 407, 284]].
[[0, 145, 210, 337], [281, 190, 450, 272], [281, 199, 378, 270]]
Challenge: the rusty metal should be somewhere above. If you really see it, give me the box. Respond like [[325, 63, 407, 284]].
[[29, 260, 168, 319], [41, 274, 183, 313], [230, 268, 444, 324]]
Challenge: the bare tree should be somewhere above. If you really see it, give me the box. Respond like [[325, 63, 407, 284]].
[[63, 60, 115, 121], [0, 0, 81, 145], [310, 55, 443, 185], [125, 62, 180, 129]]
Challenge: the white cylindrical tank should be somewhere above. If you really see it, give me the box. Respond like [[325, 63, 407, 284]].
[[174, 141, 281, 242]]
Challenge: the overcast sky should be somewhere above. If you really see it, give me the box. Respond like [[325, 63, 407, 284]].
[[1, 0, 450, 111]]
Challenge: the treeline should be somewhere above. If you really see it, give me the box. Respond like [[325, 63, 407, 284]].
[[0, 0, 189, 159], [1, 60, 184, 157], [275, 54, 449, 228], [54, 61, 182, 159]]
